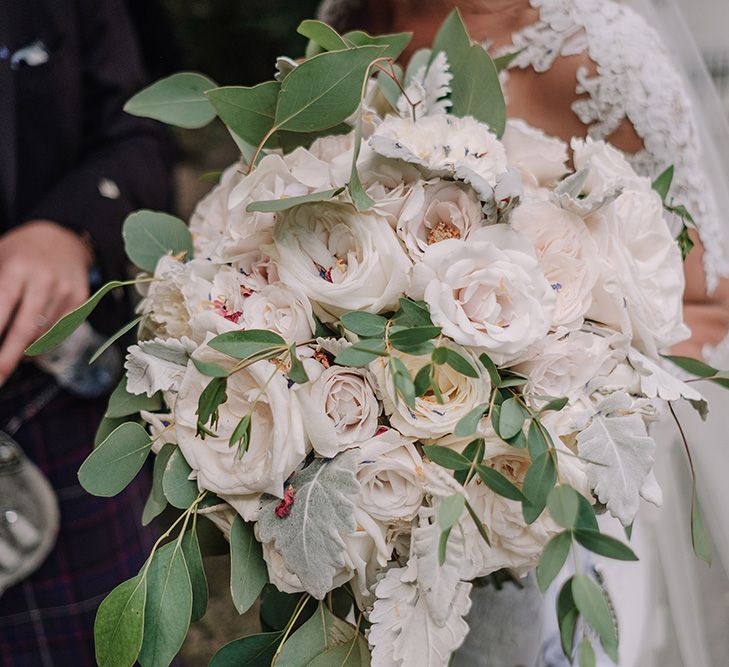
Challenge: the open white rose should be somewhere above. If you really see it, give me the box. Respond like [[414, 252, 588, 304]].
[[409, 224, 555, 363], [370, 114, 508, 188], [175, 342, 308, 517], [502, 119, 569, 188], [355, 427, 425, 524], [586, 190, 690, 355], [373, 344, 490, 439], [510, 199, 599, 328], [299, 365, 380, 458], [572, 137, 650, 195], [241, 283, 315, 344], [396, 180, 484, 260], [270, 202, 412, 319]]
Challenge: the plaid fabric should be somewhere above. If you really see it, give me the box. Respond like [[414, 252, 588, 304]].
[[0, 366, 157, 666]]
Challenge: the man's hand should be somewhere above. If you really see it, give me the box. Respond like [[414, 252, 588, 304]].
[[0, 221, 93, 385]]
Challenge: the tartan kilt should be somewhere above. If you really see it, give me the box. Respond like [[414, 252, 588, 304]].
[[0, 367, 157, 667]]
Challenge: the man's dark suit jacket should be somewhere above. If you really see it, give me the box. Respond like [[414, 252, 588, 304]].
[[0, 0, 171, 290]]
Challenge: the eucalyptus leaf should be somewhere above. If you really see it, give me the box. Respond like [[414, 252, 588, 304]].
[[124, 72, 217, 129], [573, 529, 638, 561], [230, 515, 269, 614], [557, 579, 579, 657], [478, 353, 501, 386], [344, 29, 413, 60], [208, 329, 286, 360], [94, 416, 130, 449], [498, 398, 528, 440], [390, 356, 417, 408], [527, 420, 550, 458], [571, 575, 618, 661], [663, 354, 718, 378], [206, 82, 279, 146], [94, 574, 147, 667], [247, 187, 345, 213], [691, 487, 713, 564], [191, 358, 229, 378], [476, 464, 526, 502], [443, 348, 479, 378], [464, 498, 491, 546], [162, 448, 198, 509], [274, 46, 385, 133], [105, 379, 162, 418], [142, 443, 175, 525], [196, 377, 228, 435], [340, 311, 388, 338], [397, 298, 434, 327], [209, 632, 283, 667], [437, 493, 466, 531], [288, 346, 310, 384], [181, 528, 209, 623], [138, 541, 193, 667], [26, 280, 138, 356], [547, 485, 582, 529], [122, 210, 194, 272], [414, 364, 433, 397], [307, 633, 371, 666], [579, 637, 596, 667], [454, 403, 488, 437], [652, 165, 674, 201], [298, 20, 348, 51], [522, 451, 557, 524], [423, 445, 471, 471], [536, 531, 572, 592], [90, 316, 143, 365], [389, 326, 441, 348], [377, 67, 403, 109], [78, 423, 152, 497]]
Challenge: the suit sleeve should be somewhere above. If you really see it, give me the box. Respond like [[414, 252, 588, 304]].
[[25, 0, 172, 280]]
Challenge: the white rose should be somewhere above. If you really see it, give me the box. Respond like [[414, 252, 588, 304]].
[[270, 202, 412, 319], [241, 283, 315, 344], [175, 343, 308, 517], [396, 180, 484, 260], [299, 365, 380, 458], [502, 119, 569, 187], [137, 255, 191, 340], [409, 224, 555, 363], [373, 344, 491, 439], [370, 114, 508, 188], [587, 190, 690, 355], [358, 151, 423, 223], [189, 163, 243, 260], [355, 427, 425, 524], [572, 137, 649, 195], [510, 199, 599, 327]]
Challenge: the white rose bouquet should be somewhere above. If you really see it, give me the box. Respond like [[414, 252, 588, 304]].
[[27, 9, 727, 667]]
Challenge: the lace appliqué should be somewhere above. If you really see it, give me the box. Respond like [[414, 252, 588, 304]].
[[500, 0, 729, 292]]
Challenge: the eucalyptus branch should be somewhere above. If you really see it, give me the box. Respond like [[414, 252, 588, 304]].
[[271, 594, 312, 665]]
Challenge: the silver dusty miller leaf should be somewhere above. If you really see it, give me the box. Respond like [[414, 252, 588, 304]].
[[256, 450, 360, 599]]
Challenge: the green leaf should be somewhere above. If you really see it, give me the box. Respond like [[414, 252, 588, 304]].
[[288, 346, 310, 384], [652, 165, 674, 201], [260, 588, 317, 632], [497, 376, 529, 388], [437, 493, 466, 531], [454, 439, 484, 485], [691, 487, 713, 564], [298, 20, 348, 51], [105, 379, 162, 418], [142, 443, 175, 525], [571, 575, 618, 661], [377, 66, 404, 109], [573, 529, 638, 561], [335, 341, 388, 368], [527, 420, 550, 458], [274, 46, 384, 133], [181, 528, 209, 623], [464, 498, 491, 546], [413, 363, 433, 397], [90, 316, 143, 365], [162, 448, 198, 509], [124, 72, 217, 129], [340, 311, 388, 338], [26, 280, 137, 356], [123, 210, 194, 272], [677, 224, 695, 261], [390, 357, 417, 408], [246, 187, 345, 213], [493, 49, 523, 71], [192, 358, 229, 378], [230, 414, 252, 459], [397, 298, 434, 327], [209, 632, 283, 667], [579, 637, 596, 667], [423, 444, 471, 471], [540, 396, 569, 413], [405, 48, 432, 84], [307, 633, 371, 666], [557, 579, 579, 657], [662, 354, 718, 378], [94, 574, 147, 667], [430, 8, 472, 69], [547, 485, 582, 529], [94, 416, 130, 449], [138, 541, 193, 667], [476, 464, 527, 501], [230, 515, 269, 615], [275, 602, 359, 667], [438, 526, 452, 566], [536, 531, 571, 592], [389, 326, 441, 349], [431, 347, 448, 365], [78, 423, 152, 497], [196, 377, 228, 435], [450, 43, 506, 136], [208, 329, 286, 360], [522, 451, 557, 524], [478, 353, 501, 386], [454, 403, 488, 437], [442, 348, 479, 378], [206, 81, 279, 146], [344, 29, 413, 60], [498, 398, 528, 440]]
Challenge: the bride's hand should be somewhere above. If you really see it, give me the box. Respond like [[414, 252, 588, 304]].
[[0, 221, 92, 386]]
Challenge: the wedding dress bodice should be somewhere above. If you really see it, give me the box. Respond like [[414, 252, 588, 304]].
[[498, 0, 729, 292]]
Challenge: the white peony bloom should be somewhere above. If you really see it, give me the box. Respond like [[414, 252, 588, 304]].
[[572, 137, 649, 195], [586, 189, 690, 356], [396, 180, 484, 260], [510, 199, 599, 328], [174, 342, 308, 517], [299, 365, 380, 458], [355, 427, 425, 524], [370, 114, 508, 188], [409, 224, 555, 363], [373, 344, 490, 440], [270, 202, 412, 319], [241, 283, 315, 344], [502, 120, 569, 187], [189, 163, 243, 260], [137, 255, 191, 340]]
